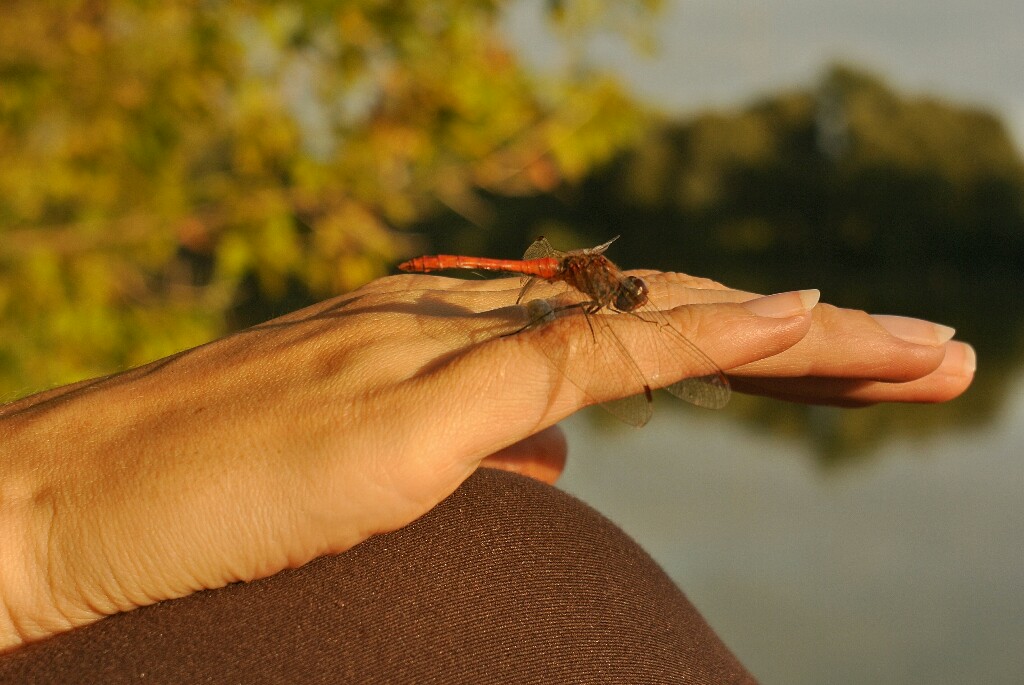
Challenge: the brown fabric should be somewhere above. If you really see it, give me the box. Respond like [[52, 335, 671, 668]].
[[0, 468, 756, 684]]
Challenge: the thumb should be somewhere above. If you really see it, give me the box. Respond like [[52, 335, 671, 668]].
[[480, 424, 568, 484]]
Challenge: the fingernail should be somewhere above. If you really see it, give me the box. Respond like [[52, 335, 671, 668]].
[[872, 314, 956, 345], [939, 341, 976, 376], [742, 289, 820, 318]]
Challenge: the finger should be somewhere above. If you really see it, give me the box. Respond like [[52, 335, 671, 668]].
[[480, 425, 568, 484], [641, 272, 754, 308], [731, 340, 976, 406], [730, 304, 951, 382], [408, 291, 816, 461], [645, 275, 963, 384], [631, 270, 737, 294]]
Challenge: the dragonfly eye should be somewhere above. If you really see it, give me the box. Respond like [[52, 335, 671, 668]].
[[614, 276, 649, 312]]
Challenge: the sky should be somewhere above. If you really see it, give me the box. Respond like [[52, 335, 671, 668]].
[[503, 0, 1024, 151]]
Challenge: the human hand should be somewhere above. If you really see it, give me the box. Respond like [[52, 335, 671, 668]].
[[641, 271, 974, 406], [0, 270, 972, 651]]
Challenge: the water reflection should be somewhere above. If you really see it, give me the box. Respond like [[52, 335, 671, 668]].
[[558, 374, 1024, 684]]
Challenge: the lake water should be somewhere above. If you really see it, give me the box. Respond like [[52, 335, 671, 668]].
[[558, 375, 1024, 684], [503, 3, 1024, 680]]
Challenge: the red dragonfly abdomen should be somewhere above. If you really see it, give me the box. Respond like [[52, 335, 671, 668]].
[[399, 255, 561, 279]]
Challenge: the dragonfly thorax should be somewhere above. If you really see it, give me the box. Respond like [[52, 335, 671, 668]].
[[557, 253, 651, 313]]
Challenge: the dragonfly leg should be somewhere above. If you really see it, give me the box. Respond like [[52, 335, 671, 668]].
[[501, 300, 596, 338]]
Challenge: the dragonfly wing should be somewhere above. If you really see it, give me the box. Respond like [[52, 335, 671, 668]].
[[517, 276, 541, 304], [664, 375, 731, 410], [521, 236, 559, 261], [524, 303, 654, 427], [628, 305, 732, 410], [590, 312, 657, 426], [587, 235, 620, 255], [517, 237, 563, 303], [599, 393, 655, 427]]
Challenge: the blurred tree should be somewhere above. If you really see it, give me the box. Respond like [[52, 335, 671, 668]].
[[569, 65, 1024, 271], [586, 65, 1024, 457], [413, 64, 1024, 458], [0, 0, 650, 398]]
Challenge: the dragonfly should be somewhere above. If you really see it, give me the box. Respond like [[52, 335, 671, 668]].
[[398, 236, 730, 426]]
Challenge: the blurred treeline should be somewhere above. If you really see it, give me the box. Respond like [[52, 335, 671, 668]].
[[3, 2, 1022, 457], [0, 0, 650, 397], [415, 65, 1024, 456]]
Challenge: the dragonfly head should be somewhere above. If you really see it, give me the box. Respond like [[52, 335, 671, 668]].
[[614, 275, 649, 312]]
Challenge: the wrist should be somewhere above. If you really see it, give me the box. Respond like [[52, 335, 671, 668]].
[[0, 387, 124, 652], [0, 416, 71, 651]]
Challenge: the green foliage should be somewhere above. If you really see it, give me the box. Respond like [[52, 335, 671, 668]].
[[0, 0, 650, 397]]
